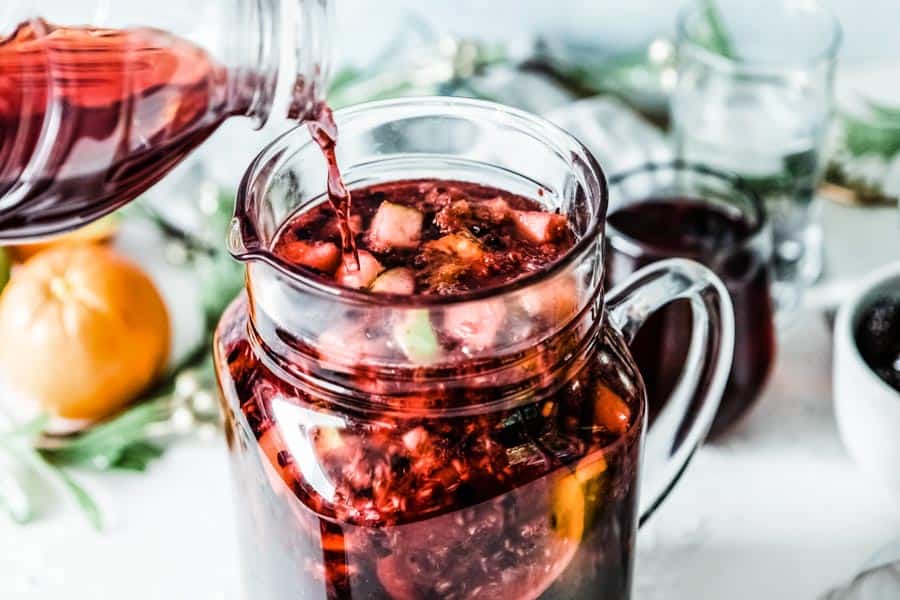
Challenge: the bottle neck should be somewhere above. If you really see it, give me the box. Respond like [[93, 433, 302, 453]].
[[228, 0, 333, 127]]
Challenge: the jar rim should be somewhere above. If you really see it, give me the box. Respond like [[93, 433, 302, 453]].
[[231, 96, 608, 308]]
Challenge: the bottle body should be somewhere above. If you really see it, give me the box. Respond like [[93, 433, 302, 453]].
[[0, 1, 331, 241]]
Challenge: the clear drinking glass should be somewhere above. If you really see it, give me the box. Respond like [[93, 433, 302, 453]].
[[671, 0, 841, 317], [215, 97, 736, 598], [605, 161, 776, 440]]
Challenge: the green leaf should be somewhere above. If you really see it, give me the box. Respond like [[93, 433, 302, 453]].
[[111, 441, 164, 472], [0, 413, 50, 441], [1, 438, 103, 529], [53, 468, 103, 531], [843, 114, 900, 158], [0, 460, 34, 523], [328, 66, 364, 96], [39, 397, 172, 469], [865, 99, 900, 123], [698, 0, 735, 59]]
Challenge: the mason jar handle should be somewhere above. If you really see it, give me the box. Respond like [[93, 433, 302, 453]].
[[606, 258, 734, 525]]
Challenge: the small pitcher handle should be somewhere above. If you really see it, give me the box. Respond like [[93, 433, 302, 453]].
[[606, 258, 734, 525]]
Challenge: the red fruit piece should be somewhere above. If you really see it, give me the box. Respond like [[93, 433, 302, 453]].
[[335, 250, 384, 289], [444, 299, 507, 351], [279, 240, 341, 274], [370, 267, 416, 295], [368, 201, 423, 250], [511, 210, 568, 244]]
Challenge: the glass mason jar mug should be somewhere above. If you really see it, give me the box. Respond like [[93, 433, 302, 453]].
[[0, 0, 331, 241], [214, 98, 735, 599]]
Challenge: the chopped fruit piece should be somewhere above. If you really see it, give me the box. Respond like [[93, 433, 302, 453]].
[[402, 426, 429, 451], [425, 232, 484, 261], [417, 232, 489, 294], [481, 197, 511, 222], [369, 201, 423, 250], [445, 300, 507, 351], [594, 386, 631, 435], [393, 310, 441, 364], [434, 197, 511, 234], [512, 210, 568, 244], [520, 276, 579, 324], [335, 251, 384, 289], [313, 426, 345, 453], [279, 240, 341, 273], [370, 267, 416, 295], [549, 469, 586, 543], [317, 324, 387, 369]]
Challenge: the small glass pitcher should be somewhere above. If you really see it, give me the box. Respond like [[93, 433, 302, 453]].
[[214, 98, 735, 599]]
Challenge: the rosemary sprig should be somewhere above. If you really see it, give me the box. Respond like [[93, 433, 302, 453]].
[[0, 415, 102, 529], [842, 109, 900, 159], [698, 0, 735, 58]]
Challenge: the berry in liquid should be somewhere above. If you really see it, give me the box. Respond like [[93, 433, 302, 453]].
[[607, 198, 776, 439]]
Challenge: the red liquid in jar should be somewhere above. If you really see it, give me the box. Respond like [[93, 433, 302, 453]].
[[0, 19, 244, 239], [216, 180, 645, 598], [607, 198, 776, 439]]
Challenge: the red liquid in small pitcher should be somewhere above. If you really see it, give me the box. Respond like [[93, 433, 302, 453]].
[[217, 180, 645, 599], [607, 198, 776, 439], [0, 19, 243, 238]]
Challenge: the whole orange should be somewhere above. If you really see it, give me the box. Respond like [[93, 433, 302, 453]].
[[0, 244, 170, 420]]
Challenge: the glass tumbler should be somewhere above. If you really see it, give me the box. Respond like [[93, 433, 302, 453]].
[[606, 161, 776, 440], [215, 97, 736, 599], [671, 0, 841, 317]]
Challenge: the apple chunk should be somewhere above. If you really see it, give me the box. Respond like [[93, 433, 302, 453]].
[[335, 250, 384, 289], [370, 267, 416, 295], [444, 299, 507, 352], [368, 201, 423, 250], [512, 210, 568, 244], [519, 276, 579, 325]]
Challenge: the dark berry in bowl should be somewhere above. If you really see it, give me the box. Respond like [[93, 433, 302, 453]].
[[855, 294, 900, 393]]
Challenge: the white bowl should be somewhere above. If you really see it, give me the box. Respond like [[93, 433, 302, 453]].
[[833, 260, 900, 495]]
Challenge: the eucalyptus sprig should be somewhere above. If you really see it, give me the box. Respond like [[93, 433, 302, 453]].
[[825, 98, 900, 206]]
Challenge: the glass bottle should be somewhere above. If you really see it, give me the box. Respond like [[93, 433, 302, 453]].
[[0, 0, 332, 241]]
